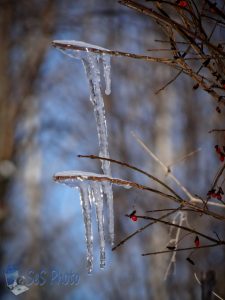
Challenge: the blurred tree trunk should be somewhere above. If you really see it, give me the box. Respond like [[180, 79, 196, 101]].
[[0, 1, 55, 297], [23, 102, 42, 300]]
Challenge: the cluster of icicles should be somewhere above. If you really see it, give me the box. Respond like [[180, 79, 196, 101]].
[[53, 40, 114, 273]]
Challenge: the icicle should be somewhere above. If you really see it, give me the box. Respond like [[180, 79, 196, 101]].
[[91, 181, 105, 269], [82, 51, 114, 245], [102, 182, 114, 245], [53, 40, 115, 267], [102, 54, 111, 95], [79, 182, 93, 274]]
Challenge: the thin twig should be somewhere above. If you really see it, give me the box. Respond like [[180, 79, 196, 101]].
[[142, 243, 219, 256], [167, 148, 201, 168], [155, 69, 183, 95], [131, 132, 196, 201], [112, 206, 182, 251], [211, 162, 225, 190], [129, 215, 223, 244], [208, 129, 225, 133]]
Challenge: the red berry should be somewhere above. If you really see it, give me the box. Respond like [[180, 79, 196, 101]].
[[131, 215, 137, 222], [194, 236, 200, 247], [178, 1, 188, 7]]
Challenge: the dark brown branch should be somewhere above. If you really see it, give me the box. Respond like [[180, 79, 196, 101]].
[[208, 129, 225, 133], [155, 69, 183, 94], [78, 155, 225, 222], [131, 215, 223, 244], [142, 243, 220, 256], [112, 206, 182, 251], [211, 162, 225, 190]]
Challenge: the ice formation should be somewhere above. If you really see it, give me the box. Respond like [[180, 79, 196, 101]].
[[54, 171, 136, 272], [53, 40, 114, 272], [78, 181, 105, 273], [79, 182, 93, 273]]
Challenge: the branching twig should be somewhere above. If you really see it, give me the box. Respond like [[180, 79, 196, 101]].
[[112, 206, 182, 251], [128, 214, 223, 244]]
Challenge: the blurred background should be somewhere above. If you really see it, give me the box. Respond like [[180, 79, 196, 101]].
[[0, 0, 225, 299]]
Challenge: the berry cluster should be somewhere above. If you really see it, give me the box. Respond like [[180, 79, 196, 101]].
[[215, 145, 225, 162], [207, 187, 224, 200]]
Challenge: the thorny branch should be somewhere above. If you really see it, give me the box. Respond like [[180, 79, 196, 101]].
[[118, 0, 225, 108], [78, 154, 225, 220], [128, 214, 224, 244]]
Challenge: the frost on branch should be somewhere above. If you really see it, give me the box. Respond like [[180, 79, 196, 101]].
[[52, 40, 114, 271]]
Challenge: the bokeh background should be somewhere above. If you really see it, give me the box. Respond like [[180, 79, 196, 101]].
[[0, 0, 225, 299]]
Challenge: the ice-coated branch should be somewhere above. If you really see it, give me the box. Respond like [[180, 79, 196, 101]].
[[78, 154, 182, 200], [53, 170, 181, 203]]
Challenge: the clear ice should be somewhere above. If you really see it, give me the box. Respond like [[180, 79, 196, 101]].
[[55, 40, 114, 271], [79, 182, 93, 274]]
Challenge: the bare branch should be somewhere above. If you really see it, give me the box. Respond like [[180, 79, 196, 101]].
[[142, 243, 220, 256]]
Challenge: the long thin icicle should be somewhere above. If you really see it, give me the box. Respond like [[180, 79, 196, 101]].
[[82, 53, 111, 174], [79, 183, 93, 274], [82, 51, 114, 245], [91, 181, 105, 269]]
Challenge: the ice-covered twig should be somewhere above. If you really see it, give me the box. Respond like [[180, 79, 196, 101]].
[[52, 40, 206, 64], [78, 154, 182, 200], [53, 170, 181, 203]]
